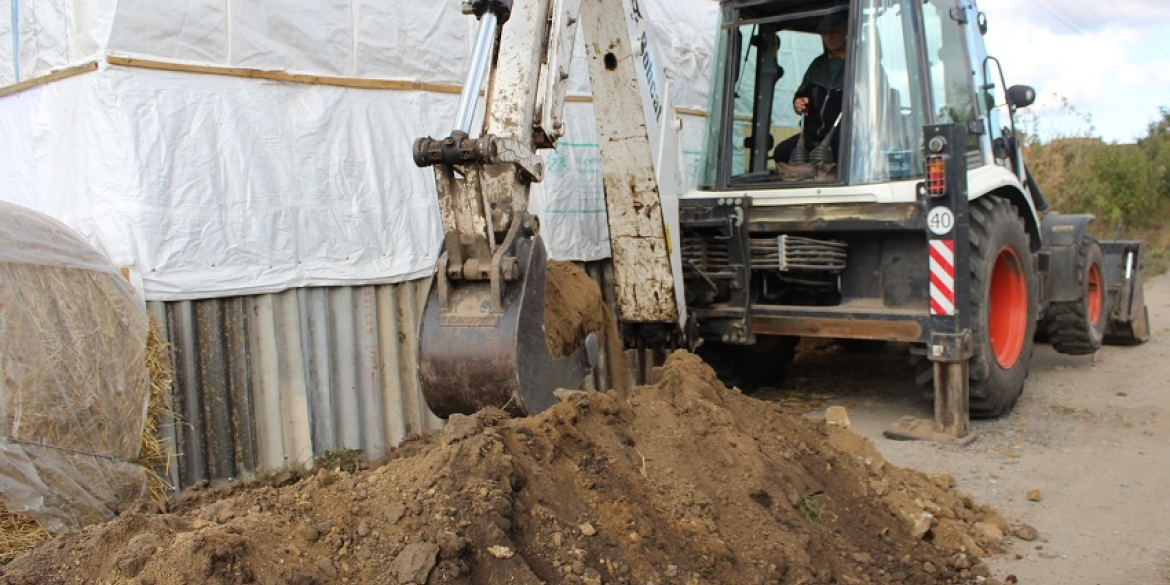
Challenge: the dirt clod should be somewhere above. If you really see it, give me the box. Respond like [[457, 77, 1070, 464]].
[[389, 541, 437, 583], [1013, 524, 1040, 541]]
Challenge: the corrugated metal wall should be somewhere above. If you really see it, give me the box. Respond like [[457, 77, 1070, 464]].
[[147, 278, 444, 490]]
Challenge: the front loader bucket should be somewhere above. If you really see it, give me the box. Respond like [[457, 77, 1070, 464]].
[[418, 234, 597, 419], [1100, 240, 1150, 345]]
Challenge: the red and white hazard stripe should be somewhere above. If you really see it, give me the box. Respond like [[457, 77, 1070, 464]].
[[929, 239, 956, 316]]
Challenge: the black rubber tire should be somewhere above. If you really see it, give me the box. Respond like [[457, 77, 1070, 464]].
[[696, 335, 798, 393], [1043, 238, 1107, 355], [916, 196, 1038, 418]]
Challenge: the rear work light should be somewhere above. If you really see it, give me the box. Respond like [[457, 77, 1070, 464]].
[[926, 155, 946, 197]]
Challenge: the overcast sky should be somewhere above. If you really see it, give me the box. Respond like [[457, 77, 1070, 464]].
[[978, 0, 1170, 143]]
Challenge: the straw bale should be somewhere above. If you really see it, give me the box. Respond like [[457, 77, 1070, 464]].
[[0, 201, 152, 534], [139, 315, 175, 501], [0, 504, 48, 564]]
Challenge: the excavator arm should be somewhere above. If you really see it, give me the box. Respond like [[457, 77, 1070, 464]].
[[413, 0, 678, 418]]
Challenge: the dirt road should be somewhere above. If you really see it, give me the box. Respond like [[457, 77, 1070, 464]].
[[784, 273, 1170, 585]]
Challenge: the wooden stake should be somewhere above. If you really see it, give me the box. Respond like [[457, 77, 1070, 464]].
[[0, 62, 100, 99]]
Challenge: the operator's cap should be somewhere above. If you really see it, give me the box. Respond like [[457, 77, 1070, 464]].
[[817, 11, 848, 33]]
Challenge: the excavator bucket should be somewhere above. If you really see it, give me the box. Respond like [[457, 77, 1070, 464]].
[[418, 233, 598, 419], [1100, 240, 1150, 345]]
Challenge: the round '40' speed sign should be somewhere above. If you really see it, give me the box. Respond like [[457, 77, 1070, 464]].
[[927, 207, 955, 236]]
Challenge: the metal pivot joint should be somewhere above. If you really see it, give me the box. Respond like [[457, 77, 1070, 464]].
[[413, 133, 544, 184], [465, 0, 513, 23]]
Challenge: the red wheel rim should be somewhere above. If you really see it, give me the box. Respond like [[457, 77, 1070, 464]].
[[989, 246, 1028, 369], [1087, 263, 1103, 326]]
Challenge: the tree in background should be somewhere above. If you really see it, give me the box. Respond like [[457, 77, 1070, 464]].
[[1023, 106, 1170, 239]]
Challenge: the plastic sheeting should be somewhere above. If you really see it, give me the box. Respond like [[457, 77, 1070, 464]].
[[107, 1, 476, 82], [0, 0, 719, 300], [0, 201, 151, 534], [0, 0, 114, 85], [6, 66, 447, 300]]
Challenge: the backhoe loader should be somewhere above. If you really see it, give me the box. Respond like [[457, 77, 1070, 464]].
[[412, 0, 1149, 428]]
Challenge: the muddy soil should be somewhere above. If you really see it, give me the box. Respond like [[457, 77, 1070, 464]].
[[545, 260, 630, 397], [4, 351, 1011, 585]]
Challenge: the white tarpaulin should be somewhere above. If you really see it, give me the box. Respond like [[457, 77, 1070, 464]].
[[0, 0, 114, 85], [1, 0, 718, 301]]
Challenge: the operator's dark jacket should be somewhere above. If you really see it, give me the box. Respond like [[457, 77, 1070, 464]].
[[774, 53, 845, 163], [796, 54, 845, 141]]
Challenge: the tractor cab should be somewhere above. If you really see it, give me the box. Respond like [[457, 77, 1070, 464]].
[[698, 0, 1000, 191]]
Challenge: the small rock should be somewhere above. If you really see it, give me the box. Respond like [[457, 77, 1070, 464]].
[[825, 406, 852, 429], [487, 545, 515, 559], [971, 562, 991, 577], [929, 474, 956, 491], [665, 565, 679, 577], [552, 532, 564, 547], [391, 542, 440, 584], [270, 468, 300, 488], [910, 512, 934, 540], [981, 509, 1009, 532], [580, 522, 597, 537], [923, 561, 937, 574], [1026, 489, 1042, 502], [851, 552, 872, 564], [975, 522, 1004, 543], [298, 524, 320, 544], [960, 534, 986, 557], [385, 502, 406, 525], [442, 414, 483, 445], [1013, 524, 1039, 541], [582, 568, 603, 585], [436, 530, 470, 558], [554, 389, 586, 402], [356, 520, 370, 538], [191, 519, 214, 530]]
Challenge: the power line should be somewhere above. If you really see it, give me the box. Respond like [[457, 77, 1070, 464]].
[[1022, 0, 1087, 36], [1036, 0, 1170, 60]]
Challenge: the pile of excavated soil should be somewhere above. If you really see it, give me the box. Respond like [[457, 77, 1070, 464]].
[[2, 351, 1010, 585]]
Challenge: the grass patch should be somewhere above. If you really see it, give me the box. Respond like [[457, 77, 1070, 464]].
[[316, 449, 365, 473], [800, 494, 826, 526]]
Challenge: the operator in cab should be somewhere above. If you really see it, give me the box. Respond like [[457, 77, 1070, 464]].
[[773, 11, 847, 165]]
